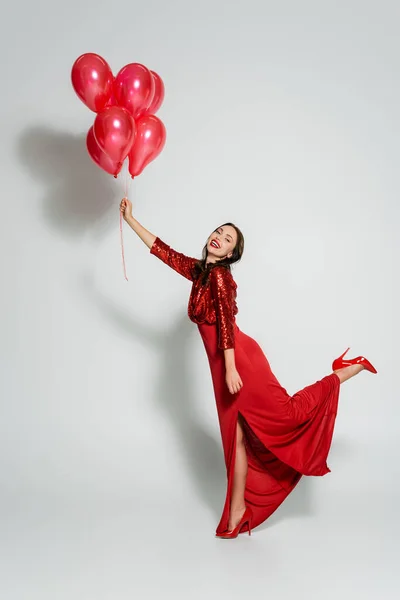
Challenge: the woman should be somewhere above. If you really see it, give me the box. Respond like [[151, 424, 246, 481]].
[[120, 197, 377, 539]]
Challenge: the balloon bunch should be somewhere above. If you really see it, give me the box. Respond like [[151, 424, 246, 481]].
[[71, 53, 166, 178]]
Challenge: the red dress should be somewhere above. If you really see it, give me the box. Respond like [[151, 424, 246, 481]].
[[150, 238, 341, 534]]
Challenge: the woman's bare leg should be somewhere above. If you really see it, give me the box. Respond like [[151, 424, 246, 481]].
[[334, 364, 365, 383], [228, 418, 248, 530]]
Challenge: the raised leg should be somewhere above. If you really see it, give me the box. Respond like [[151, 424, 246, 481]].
[[334, 364, 365, 383]]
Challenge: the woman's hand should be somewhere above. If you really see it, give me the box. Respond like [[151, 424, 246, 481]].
[[225, 366, 243, 395], [120, 197, 133, 222], [118, 198, 157, 249]]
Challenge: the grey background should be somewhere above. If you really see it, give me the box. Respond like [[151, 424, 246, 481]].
[[0, 0, 398, 598]]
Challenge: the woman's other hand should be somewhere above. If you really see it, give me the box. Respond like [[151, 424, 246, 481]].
[[225, 366, 243, 395]]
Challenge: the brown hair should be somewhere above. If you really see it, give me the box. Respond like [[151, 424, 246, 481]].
[[193, 222, 245, 284]]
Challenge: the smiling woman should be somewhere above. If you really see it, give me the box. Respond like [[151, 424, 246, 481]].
[[192, 223, 245, 286], [209, 225, 235, 255], [119, 197, 377, 539]]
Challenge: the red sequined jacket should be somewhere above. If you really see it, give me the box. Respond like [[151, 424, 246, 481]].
[[150, 237, 238, 350]]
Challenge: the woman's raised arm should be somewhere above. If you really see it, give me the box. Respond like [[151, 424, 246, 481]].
[[120, 198, 197, 281], [120, 198, 156, 249]]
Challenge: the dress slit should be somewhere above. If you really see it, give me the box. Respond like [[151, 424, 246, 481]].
[[216, 409, 302, 534]]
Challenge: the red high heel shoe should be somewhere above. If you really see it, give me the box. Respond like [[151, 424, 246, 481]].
[[332, 347, 377, 374], [215, 506, 253, 539]]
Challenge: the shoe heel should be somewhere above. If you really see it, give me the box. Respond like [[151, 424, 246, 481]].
[[332, 347, 350, 371], [340, 347, 350, 359]]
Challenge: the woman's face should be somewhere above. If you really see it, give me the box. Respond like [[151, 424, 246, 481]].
[[206, 225, 238, 262]]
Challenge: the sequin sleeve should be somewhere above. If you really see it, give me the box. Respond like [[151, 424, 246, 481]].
[[210, 267, 237, 350], [150, 237, 197, 281]]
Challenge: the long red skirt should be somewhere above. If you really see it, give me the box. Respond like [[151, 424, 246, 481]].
[[197, 322, 341, 534]]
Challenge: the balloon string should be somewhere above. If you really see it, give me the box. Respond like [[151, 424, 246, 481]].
[[120, 210, 128, 281], [124, 159, 129, 198], [120, 160, 130, 281]]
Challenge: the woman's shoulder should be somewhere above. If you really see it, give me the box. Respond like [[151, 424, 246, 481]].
[[210, 265, 237, 289]]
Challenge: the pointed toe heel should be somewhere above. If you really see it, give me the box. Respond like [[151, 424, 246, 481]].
[[215, 506, 253, 539], [332, 347, 377, 374]]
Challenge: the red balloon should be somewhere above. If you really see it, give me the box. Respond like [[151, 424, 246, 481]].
[[86, 126, 123, 177], [71, 53, 113, 113], [128, 115, 166, 178], [105, 89, 117, 107], [93, 106, 136, 163], [144, 71, 165, 115], [114, 63, 155, 119]]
